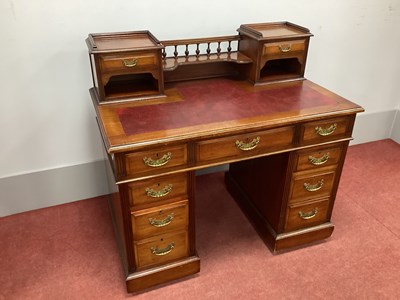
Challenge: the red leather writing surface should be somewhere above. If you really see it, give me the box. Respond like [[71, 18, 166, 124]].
[[117, 79, 337, 136]]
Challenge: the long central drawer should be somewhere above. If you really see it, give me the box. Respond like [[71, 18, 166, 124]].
[[196, 126, 294, 164]]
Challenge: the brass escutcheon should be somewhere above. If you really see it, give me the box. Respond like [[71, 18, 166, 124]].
[[143, 152, 172, 167], [279, 44, 292, 52], [148, 213, 175, 227], [304, 179, 324, 192], [308, 153, 330, 166], [235, 136, 260, 151], [122, 58, 138, 67], [315, 124, 337, 136], [151, 242, 175, 256], [298, 208, 318, 220], [146, 184, 173, 198]]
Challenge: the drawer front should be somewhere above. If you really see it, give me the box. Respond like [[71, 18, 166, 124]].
[[301, 117, 351, 144], [100, 53, 158, 74], [134, 230, 189, 269], [290, 170, 336, 204], [263, 39, 305, 57], [132, 200, 189, 240], [124, 144, 187, 176], [285, 198, 330, 231], [128, 173, 188, 207], [196, 126, 294, 164], [295, 145, 343, 172]]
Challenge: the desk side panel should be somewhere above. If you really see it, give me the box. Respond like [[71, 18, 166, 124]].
[[103, 146, 130, 275]]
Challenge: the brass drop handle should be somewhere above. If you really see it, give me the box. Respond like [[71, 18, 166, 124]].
[[315, 124, 337, 136], [151, 242, 175, 256], [122, 58, 138, 67], [304, 179, 324, 192], [299, 208, 318, 220], [235, 137, 260, 151], [143, 152, 172, 167], [308, 153, 330, 166], [279, 44, 292, 52], [146, 184, 173, 198], [149, 213, 175, 227]]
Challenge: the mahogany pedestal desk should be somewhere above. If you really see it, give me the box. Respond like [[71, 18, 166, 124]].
[[87, 22, 364, 292]]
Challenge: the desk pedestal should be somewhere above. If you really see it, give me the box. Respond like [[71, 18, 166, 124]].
[[225, 144, 345, 251]]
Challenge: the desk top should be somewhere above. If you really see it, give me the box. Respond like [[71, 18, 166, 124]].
[[92, 78, 363, 153]]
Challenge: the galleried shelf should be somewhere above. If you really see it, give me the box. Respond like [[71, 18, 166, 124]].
[[86, 21, 313, 103]]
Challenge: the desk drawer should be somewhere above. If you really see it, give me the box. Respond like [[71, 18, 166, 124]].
[[128, 173, 188, 207], [132, 200, 188, 240], [263, 39, 306, 58], [196, 126, 294, 163], [285, 198, 330, 231], [124, 144, 187, 176], [289, 170, 336, 204], [134, 230, 189, 269], [300, 117, 351, 144], [100, 53, 158, 74], [295, 145, 343, 172]]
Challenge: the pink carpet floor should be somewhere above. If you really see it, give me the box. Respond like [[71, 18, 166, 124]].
[[1, 139, 399, 299]]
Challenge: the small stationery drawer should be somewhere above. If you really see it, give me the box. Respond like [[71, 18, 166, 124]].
[[263, 39, 306, 58], [290, 170, 336, 203], [128, 173, 188, 207], [134, 230, 189, 269], [196, 126, 294, 163], [100, 53, 158, 74], [132, 200, 189, 240], [285, 198, 330, 231], [124, 144, 187, 176], [300, 117, 351, 144], [295, 145, 343, 172]]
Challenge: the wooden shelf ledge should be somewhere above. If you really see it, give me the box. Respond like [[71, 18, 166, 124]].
[[162, 52, 253, 72]]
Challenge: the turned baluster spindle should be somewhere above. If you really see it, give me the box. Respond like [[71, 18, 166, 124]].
[[227, 41, 232, 55], [195, 43, 200, 57], [217, 42, 221, 56], [174, 45, 178, 58], [206, 42, 211, 56], [185, 44, 189, 58], [162, 48, 167, 60]]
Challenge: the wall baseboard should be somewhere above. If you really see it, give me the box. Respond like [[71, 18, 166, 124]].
[[1, 109, 398, 217], [390, 109, 400, 143], [0, 160, 109, 217], [350, 109, 397, 145]]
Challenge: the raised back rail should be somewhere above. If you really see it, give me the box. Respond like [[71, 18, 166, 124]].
[[160, 35, 252, 71]]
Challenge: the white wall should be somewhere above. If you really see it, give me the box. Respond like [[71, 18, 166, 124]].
[[1, 1, 399, 215]]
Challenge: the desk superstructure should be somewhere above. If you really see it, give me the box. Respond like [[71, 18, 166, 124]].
[[86, 22, 363, 292]]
